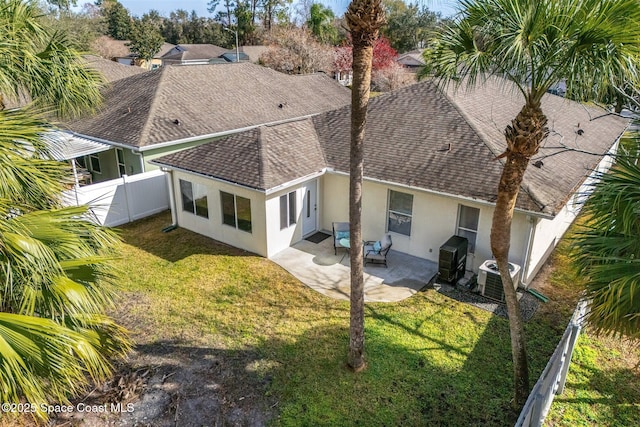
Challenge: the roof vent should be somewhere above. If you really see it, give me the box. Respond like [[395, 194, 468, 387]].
[[278, 103, 287, 109], [173, 119, 181, 125], [576, 129, 584, 136], [533, 160, 544, 168]]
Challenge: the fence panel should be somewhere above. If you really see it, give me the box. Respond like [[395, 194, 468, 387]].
[[515, 300, 588, 427], [63, 170, 169, 227]]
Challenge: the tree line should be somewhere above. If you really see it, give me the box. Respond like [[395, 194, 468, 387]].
[[43, 0, 443, 56]]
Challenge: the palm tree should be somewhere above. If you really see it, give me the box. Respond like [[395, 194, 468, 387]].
[[424, 0, 640, 406], [572, 144, 640, 339], [344, 0, 385, 372], [0, 0, 130, 419], [0, 0, 103, 117]]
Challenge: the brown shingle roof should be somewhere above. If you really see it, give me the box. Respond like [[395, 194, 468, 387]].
[[161, 44, 228, 61], [447, 76, 628, 214], [153, 118, 323, 190], [65, 63, 351, 148], [82, 55, 147, 83], [154, 77, 627, 216]]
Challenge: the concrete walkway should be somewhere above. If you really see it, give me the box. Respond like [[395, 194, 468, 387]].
[[271, 235, 438, 302]]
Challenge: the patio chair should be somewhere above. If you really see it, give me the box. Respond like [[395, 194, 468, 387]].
[[332, 222, 350, 255], [364, 234, 392, 267]]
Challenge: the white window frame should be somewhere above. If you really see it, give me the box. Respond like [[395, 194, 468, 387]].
[[457, 205, 480, 253], [89, 153, 101, 174], [220, 191, 252, 233], [280, 191, 297, 230], [115, 148, 126, 177], [387, 190, 413, 236], [180, 179, 209, 219]]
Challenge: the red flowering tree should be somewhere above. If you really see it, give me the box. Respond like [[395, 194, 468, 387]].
[[371, 36, 397, 70], [332, 35, 398, 74]]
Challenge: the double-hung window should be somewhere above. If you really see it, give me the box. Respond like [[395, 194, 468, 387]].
[[180, 179, 209, 218], [116, 148, 126, 177], [280, 191, 297, 229], [387, 190, 413, 236], [221, 191, 252, 232], [89, 153, 101, 174], [457, 205, 480, 252]]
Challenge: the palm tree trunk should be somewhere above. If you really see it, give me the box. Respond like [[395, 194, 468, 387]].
[[490, 98, 548, 407], [345, 0, 384, 372]]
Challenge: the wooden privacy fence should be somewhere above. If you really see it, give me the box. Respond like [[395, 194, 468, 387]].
[[515, 299, 589, 427], [63, 170, 169, 227]]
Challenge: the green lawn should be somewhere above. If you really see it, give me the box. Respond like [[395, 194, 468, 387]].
[[543, 234, 640, 426], [111, 212, 635, 426]]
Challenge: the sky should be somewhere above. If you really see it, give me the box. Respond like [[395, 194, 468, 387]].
[[113, 0, 458, 19]]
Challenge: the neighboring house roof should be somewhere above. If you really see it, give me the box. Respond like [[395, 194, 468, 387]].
[[82, 55, 147, 83], [396, 51, 425, 68], [153, 77, 628, 217], [220, 52, 251, 62], [152, 119, 324, 189], [155, 43, 177, 59], [64, 62, 351, 148], [162, 44, 228, 61]]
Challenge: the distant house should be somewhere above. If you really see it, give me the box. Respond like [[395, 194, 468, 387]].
[[114, 42, 176, 69], [396, 50, 425, 72], [60, 63, 351, 184], [151, 77, 628, 286], [161, 44, 235, 66]]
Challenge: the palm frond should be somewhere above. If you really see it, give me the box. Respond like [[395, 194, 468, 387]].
[[572, 152, 640, 338]]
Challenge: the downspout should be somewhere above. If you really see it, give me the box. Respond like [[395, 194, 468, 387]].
[[162, 168, 178, 232], [131, 149, 145, 173], [521, 215, 537, 288]]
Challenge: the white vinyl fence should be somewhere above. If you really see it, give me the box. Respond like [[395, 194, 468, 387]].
[[515, 299, 589, 427], [63, 170, 169, 227]]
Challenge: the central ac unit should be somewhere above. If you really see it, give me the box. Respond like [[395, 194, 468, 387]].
[[477, 260, 521, 302]]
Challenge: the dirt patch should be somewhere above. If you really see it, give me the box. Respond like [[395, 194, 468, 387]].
[[48, 343, 274, 427]]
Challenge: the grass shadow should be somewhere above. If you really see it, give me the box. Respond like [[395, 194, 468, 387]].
[[117, 211, 258, 262]]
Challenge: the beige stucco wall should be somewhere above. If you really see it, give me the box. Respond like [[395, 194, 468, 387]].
[[321, 173, 529, 273], [265, 178, 319, 257], [170, 170, 268, 256]]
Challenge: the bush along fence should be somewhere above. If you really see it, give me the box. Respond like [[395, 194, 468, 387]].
[[63, 170, 169, 227], [515, 299, 589, 427]]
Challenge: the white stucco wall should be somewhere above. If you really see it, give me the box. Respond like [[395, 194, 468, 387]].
[[265, 180, 314, 257], [321, 173, 528, 273], [522, 141, 619, 284], [170, 170, 268, 256]]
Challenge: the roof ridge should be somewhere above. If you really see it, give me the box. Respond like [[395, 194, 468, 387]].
[[137, 67, 170, 147]]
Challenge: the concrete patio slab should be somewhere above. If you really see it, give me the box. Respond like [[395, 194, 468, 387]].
[[271, 236, 438, 302]]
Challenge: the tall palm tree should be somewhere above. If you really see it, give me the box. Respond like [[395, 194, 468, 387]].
[[0, 0, 130, 420], [344, 0, 385, 372], [572, 144, 640, 339], [423, 0, 640, 406]]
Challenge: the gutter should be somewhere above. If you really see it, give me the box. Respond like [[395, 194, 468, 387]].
[[69, 115, 321, 154]]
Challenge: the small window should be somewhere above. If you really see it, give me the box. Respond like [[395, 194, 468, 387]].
[[221, 191, 252, 233], [280, 191, 297, 230], [457, 205, 480, 252], [180, 179, 209, 218], [116, 148, 126, 177], [387, 190, 413, 236], [76, 156, 86, 168], [89, 154, 101, 174]]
